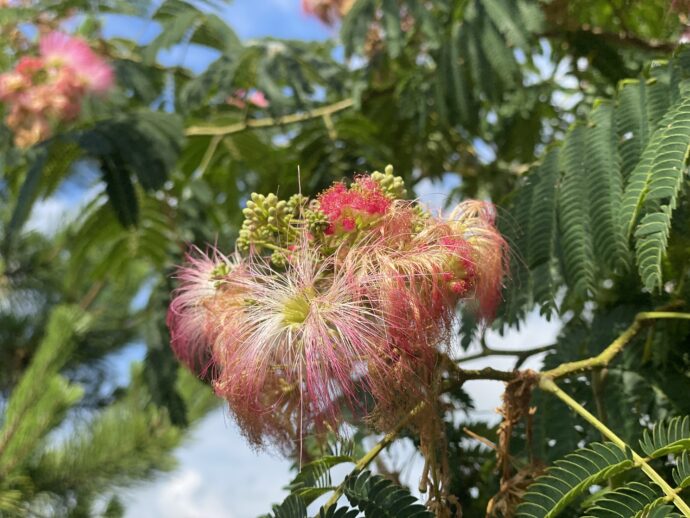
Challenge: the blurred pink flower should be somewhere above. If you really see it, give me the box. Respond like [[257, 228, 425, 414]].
[[247, 90, 269, 108], [227, 89, 270, 109], [0, 31, 114, 147], [301, 0, 353, 25], [40, 31, 114, 93]]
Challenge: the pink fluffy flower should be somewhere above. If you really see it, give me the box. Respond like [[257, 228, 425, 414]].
[[167, 248, 245, 376], [347, 200, 507, 358], [247, 90, 269, 108], [447, 201, 508, 319], [0, 31, 114, 147], [0, 58, 42, 101], [167, 181, 508, 449], [209, 243, 402, 447], [40, 31, 114, 93], [318, 176, 392, 235]]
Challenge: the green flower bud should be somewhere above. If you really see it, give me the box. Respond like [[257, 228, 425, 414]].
[[305, 207, 330, 234], [270, 250, 287, 267], [371, 164, 407, 200]]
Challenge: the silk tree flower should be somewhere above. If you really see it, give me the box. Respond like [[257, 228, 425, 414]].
[[227, 89, 270, 109], [331, 201, 507, 433], [167, 173, 508, 449], [39, 31, 114, 94], [0, 31, 113, 147], [209, 242, 410, 447], [447, 201, 508, 319], [167, 248, 246, 376], [345, 201, 507, 388], [317, 175, 392, 235]]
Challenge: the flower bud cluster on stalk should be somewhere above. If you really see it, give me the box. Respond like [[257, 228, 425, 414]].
[[0, 31, 113, 148], [167, 165, 508, 450]]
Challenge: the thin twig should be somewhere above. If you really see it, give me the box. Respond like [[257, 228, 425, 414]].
[[456, 344, 555, 365], [323, 402, 425, 509], [185, 98, 354, 137], [463, 427, 498, 451]]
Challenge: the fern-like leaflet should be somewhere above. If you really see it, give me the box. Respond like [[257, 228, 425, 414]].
[[516, 442, 633, 518]]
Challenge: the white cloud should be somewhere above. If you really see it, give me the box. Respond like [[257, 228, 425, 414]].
[[124, 410, 292, 518], [155, 469, 232, 518]]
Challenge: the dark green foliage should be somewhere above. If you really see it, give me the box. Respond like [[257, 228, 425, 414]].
[[521, 413, 690, 516], [501, 46, 690, 324], [343, 470, 434, 518], [580, 482, 662, 518], [517, 443, 634, 518], [558, 123, 595, 305], [287, 455, 355, 505], [586, 101, 628, 272], [145, 0, 241, 62], [264, 495, 308, 518], [77, 111, 184, 226], [262, 495, 360, 518], [672, 452, 690, 489], [644, 506, 682, 518], [266, 468, 433, 518], [639, 416, 690, 457], [3, 147, 48, 254], [633, 91, 690, 291]]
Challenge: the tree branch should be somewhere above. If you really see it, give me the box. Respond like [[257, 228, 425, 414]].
[[456, 344, 555, 365], [542, 312, 690, 380], [185, 98, 354, 137]]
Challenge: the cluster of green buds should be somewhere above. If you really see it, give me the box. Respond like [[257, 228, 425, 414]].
[[372, 165, 428, 231], [237, 165, 411, 263], [371, 164, 407, 200], [304, 202, 329, 235], [236, 192, 331, 265], [237, 192, 297, 253]]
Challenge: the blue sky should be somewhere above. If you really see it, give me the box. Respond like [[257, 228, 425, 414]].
[[26, 2, 564, 516]]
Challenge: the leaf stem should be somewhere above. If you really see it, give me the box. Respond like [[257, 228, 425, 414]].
[[323, 402, 425, 509], [542, 312, 690, 379], [539, 377, 690, 516], [185, 99, 354, 137], [196, 135, 222, 177]]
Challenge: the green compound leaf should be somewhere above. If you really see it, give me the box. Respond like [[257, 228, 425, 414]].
[[640, 416, 690, 458], [517, 443, 634, 518], [581, 481, 664, 518], [344, 470, 433, 517]]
